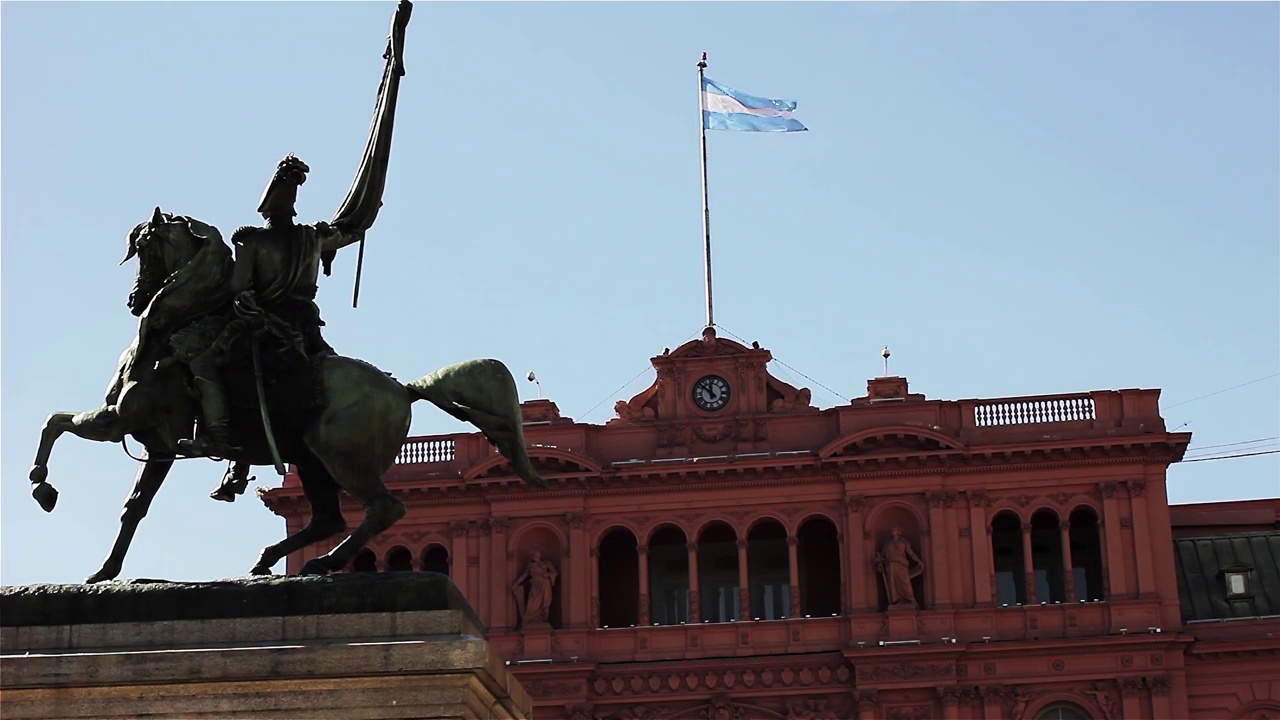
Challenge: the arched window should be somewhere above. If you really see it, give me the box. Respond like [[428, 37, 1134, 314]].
[[1069, 507, 1104, 601], [1035, 702, 1092, 720], [598, 528, 640, 628], [991, 512, 1026, 606], [350, 548, 377, 573], [648, 526, 689, 626], [797, 516, 842, 617], [422, 544, 450, 575], [1031, 509, 1065, 603], [747, 519, 790, 620], [386, 545, 413, 572], [698, 522, 740, 623]]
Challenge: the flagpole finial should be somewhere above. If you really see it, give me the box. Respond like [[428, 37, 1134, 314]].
[[698, 52, 707, 70]]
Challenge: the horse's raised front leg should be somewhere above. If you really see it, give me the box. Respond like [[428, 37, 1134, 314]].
[[86, 453, 174, 584], [30, 407, 124, 512]]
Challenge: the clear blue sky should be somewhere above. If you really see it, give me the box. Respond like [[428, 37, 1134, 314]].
[[3, 2, 1277, 586]]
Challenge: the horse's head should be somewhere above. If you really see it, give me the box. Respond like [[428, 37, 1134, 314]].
[[121, 207, 221, 316]]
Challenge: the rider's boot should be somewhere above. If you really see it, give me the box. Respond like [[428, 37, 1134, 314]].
[[211, 461, 253, 503], [178, 378, 238, 458]]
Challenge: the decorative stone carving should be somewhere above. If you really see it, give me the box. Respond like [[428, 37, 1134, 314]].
[[875, 526, 925, 609], [844, 494, 867, 512], [925, 490, 957, 509], [1127, 479, 1147, 497], [512, 548, 558, 629], [490, 516, 509, 534], [447, 520, 469, 538], [784, 699, 839, 719], [565, 512, 587, 529], [1085, 681, 1118, 720], [853, 690, 879, 711], [1006, 686, 1033, 720], [858, 663, 953, 681], [966, 490, 992, 508], [1100, 481, 1121, 499]]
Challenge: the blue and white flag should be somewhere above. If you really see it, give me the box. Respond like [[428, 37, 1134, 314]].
[[701, 76, 808, 133]]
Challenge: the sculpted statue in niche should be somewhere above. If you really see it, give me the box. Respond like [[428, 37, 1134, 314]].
[[875, 526, 925, 609], [512, 547, 558, 629], [785, 699, 838, 719]]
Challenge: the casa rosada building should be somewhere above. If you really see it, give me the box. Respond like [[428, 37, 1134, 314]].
[[262, 329, 1280, 720]]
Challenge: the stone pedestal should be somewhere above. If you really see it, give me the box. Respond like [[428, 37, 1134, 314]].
[[0, 573, 530, 719]]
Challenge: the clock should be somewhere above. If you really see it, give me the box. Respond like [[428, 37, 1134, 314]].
[[692, 375, 731, 411]]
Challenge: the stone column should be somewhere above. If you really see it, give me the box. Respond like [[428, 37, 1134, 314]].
[[926, 491, 952, 608], [787, 535, 801, 617], [490, 518, 510, 629], [1128, 480, 1155, 598], [1119, 677, 1145, 719], [981, 686, 1004, 720], [1148, 675, 1173, 719], [737, 538, 751, 620], [590, 546, 601, 628], [566, 513, 588, 628], [466, 522, 480, 603], [449, 521, 470, 599], [967, 491, 993, 605], [1100, 481, 1129, 598], [638, 544, 651, 626], [478, 521, 493, 625], [1060, 520, 1077, 603], [936, 687, 961, 720], [853, 689, 879, 720], [1021, 525, 1037, 604], [844, 494, 869, 613], [686, 541, 701, 623]]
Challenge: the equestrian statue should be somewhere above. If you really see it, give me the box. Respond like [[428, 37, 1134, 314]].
[[27, 0, 547, 583]]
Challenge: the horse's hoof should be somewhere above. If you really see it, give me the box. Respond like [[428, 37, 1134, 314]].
[[210, 489, 236, 503], [32, 482, 58, 513], [29, 465, 48, 485], [299, 559, 332, 576], [85, 567, 119, 584], [249, 565, 273, 576]]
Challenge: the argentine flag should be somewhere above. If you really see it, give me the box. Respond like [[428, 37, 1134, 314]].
[[701, 77, 808, 133]]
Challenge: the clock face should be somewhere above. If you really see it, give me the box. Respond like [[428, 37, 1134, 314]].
[[692, 375, 731, 411]]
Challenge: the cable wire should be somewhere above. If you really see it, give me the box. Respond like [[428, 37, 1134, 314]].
[[1162, 373, 1280, 411], [716, 325, 851, 403], [1180, 449, 1280, 464]]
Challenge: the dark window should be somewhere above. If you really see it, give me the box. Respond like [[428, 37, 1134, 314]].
[[797, 516, 842, 617], [386, 545, 413, 572], [748, 520, 790, 620], [698, 522, 740, 623], [991, 512, 1026, 606], [598, 528, 640, 628], [1031, 509, 1065, 603], [351, 548, 377, 573], [1035, 702, 1092, 720], [648, 526, 690, 626], [422, 544, 450, 575], [1069, 507, 1105, 601]]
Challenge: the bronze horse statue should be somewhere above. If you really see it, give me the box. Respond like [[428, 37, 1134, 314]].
[[28, 210, 547, 582]]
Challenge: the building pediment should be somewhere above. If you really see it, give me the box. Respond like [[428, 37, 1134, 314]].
[[819, 425, 964, 459], [611, 328, 814, 428], [464, 445, 602, 481]]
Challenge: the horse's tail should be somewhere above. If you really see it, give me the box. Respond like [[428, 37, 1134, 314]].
[[404, 359, 548, 489]]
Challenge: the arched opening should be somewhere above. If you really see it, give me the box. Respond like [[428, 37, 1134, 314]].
[[797, 516, 842, 617], [991, 512, 1026, 606], [1035, 702, 1092, 720], [422, 544, 450, 575], [1069, 507, 1104, 602], [747, 519, 790, 620], [698, 522, 740, 623], [1031, 509, 1065, 603], [598, 528, 640, 628], [350, 548, 377, 573], [648, 525, 689, 626], [386, 545, 413, 572]]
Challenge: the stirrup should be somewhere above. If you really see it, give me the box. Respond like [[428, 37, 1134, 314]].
[[177, 433, 239, 459]]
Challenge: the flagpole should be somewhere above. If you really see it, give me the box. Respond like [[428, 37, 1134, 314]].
[[697, 52, 714, 329]]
